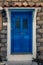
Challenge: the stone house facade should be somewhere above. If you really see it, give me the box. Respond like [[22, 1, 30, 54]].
[[0, 0, 43, 61]]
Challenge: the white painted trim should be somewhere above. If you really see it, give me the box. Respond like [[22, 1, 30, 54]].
[[6, 7, 38, 61], [32, 9, 37, 58]]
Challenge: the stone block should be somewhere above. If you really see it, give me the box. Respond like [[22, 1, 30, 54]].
[[1, 57, 6, 61], [41, 7, 43, 12], [0, 0, 3, 1], [40, 2, 43, 6], [1, 35, 5, 38], [4, 43, 7, 47], [1, 30, 7, 34], [6, 0, 11, 1], [3, 26, 7, 30], [37, 20, 43, 24], [0, 43, 2, 47], [1, 39, 7, 43], [23, 2, 27, 6], [37, 29, 43, 33], [40, 43, 43, 46], [38, 12, 43, 16], [38, 47, 43, 51], [2, 17, 7, 22], [36, 34, 41, 38], [19, 0, 31, 1], [32, 0, 39, 2], [29, 2, 35, 6], [0, 2, 3, 6], [37, 38, 43, 42], [42, 25, 43, 28], [12, 0, 18, 1], [41, 34, 43, 37], [4, 1, 9, 7], [3, 22, 7, 26], [1, 47, 7, 51], [26, 0, 31, 1], [36, 25, 40, 29], [15, 2, 22, 6], [40, 16, 43, 20], [36, 43, 40, 46], [39, 56, 43, 60], [36, 7, 41, 13], [36, 17, 40, 20]]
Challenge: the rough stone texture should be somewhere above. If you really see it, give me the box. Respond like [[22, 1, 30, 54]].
[[0, 9, 7, 61], [0, 0, 43, 6], [36, 7, 43, 60], [32, 0, 39, 2]]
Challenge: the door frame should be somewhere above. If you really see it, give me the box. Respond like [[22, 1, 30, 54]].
[[6, 7, 38, 61]]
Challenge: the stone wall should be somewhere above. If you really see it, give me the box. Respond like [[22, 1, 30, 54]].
[[36, 7, 43, 60], [0, 0, 43, 7], [0, 0, 43, 61], [0, 9, 7, 61]]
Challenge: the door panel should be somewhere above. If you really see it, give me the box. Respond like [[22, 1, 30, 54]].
[[11, 10, 33, 54]]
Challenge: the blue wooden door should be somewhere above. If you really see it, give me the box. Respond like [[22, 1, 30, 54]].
[[10, 9, 34, 54]]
